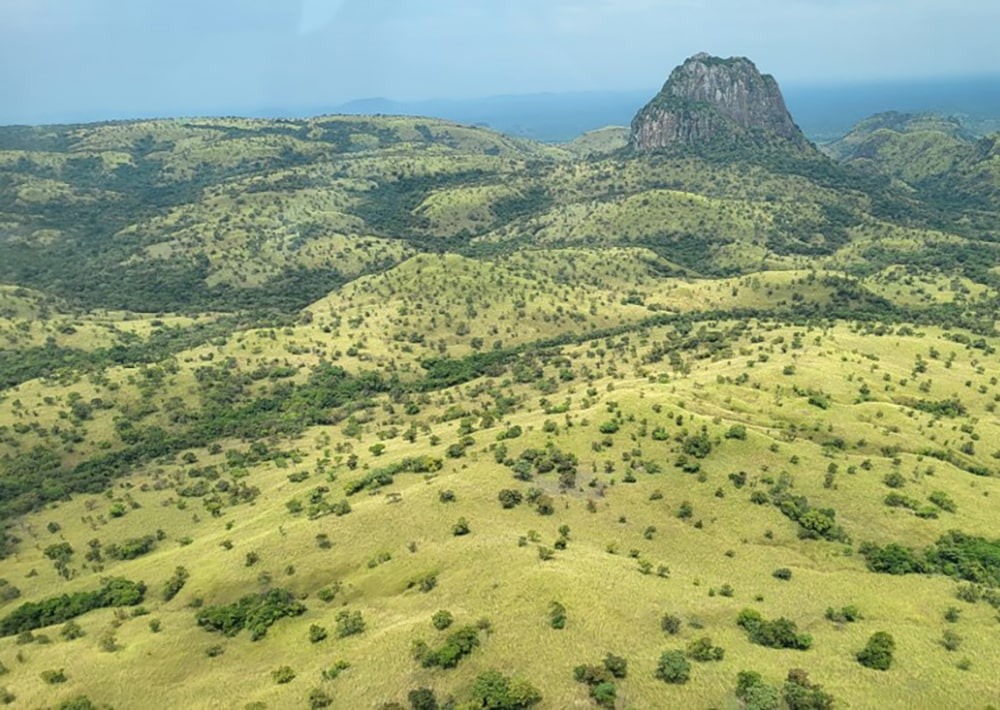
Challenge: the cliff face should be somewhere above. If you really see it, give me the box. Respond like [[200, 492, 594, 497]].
[[629, 53, 807, 152]]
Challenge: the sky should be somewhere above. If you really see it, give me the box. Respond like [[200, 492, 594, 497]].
[[1, 0, 998, 124]]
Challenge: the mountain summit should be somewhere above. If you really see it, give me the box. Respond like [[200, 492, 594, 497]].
[[629, 52, 808, 152]]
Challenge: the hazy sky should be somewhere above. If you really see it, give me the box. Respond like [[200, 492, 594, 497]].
[[2, 0, 998, 123]]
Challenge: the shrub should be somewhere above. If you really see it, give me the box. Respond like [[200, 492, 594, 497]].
[[736, 609, 812, 650], [498, 489, 523, 509], [783, 668, 835, 710], [415, 625, 482, 669], [335, 610, 365, 638], [469, 670, 542, 709], [162, 566, 189, 602], [603, 653, 627, 678], [736, 671, 780, 710], [824, 605, 862, 623], [661, 613, 682, 635], [549, 601, 567, 629], [407, 688, 438, 710], [60, 620, 85, 640], [432, 610, 454, 631], [196, 588, 306, 641], [655, 650, 690, 684], [40, 668, 67, 684], [857, 631, 895, 670], [686, 636, 724, 662], [0, 578, 146, 636], [452, 517, 470, 536], [309, 688, 333, 709], [272, 665, 296, 684], [772, 568, 792, 581], [309, 624, 328, 643]]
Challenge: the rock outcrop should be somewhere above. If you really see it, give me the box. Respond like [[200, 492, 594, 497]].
[[629, 52, 808, 152]]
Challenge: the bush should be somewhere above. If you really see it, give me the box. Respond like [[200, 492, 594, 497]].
[[772, 568, 792, 581], [783, 668, 835, 710], [603, 653, 627, 678], [432, 610, 454, 631], [452, 517, 470, 536], [335, 610, 365, 638], [415, 625, 482, 669], [309, 688, 333, 709], [736, 671, 780, 710], [686, 636, 724, 662], [661, 613, 682, 635], [824, 605, 861, 623], [196, 588, 306, 641], [407, 687, 438, 710], [857, 631, 895, 670], [549, 601, 567, 629], [309, 624, 328, 643], [272, 665, 296, 684], [0, 577, 146, 636], [655, 650, 690, 684], [469, 670, 542, 709], [736, 609, 812, 650], [498, 489, 523, 509], [40, 668, 67, 684], [162, 566, 189, 602]]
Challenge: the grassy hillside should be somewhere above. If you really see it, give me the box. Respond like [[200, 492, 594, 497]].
[[1, 113, 999, 709]]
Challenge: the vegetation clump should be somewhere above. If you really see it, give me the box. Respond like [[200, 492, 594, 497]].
[[196, 588, 305, 641]]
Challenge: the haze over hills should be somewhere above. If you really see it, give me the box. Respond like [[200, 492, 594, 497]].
[[0, 52, 999, 709]]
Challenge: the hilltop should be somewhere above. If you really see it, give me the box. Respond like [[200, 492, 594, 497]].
[[629, 53, 810, 153]]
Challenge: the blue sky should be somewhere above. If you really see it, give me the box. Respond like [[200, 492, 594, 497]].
[[1, 0, 998, 124]]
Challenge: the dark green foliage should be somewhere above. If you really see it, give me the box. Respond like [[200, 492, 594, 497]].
[[736, 609, 812, 650], [272, 665, 296, 684], [686, 636, 725, 662], [309, 624, 328, 643], [655, 650, 691, 684], [824, 605, 862, 623], [549, 601, 567, 630], [40, 668, 67, 684], [861, 532, 1000, 585], [196, 588, 306, 641], [309, 688, 333, 709], [736, 671, 781, 710], [57, 696, 98, 710], [468, 669, 542, 709], [408, 687, 438, 710], [432, 610, 454, 631], [912, 398, 966, 418], [603, 653, 627, 679], [452, 517, 471, 536], [106, 534, 156, 561], [857, 631, 895, 670], [0, 577, 145, 636], [415, 625, 482, 669], [772, 568, 792, 580], [661, 613, 682, 635], [783, 668, 835, 709], [59, 620, 84, 640], [162, 566, 189, 601], [497, 489, 523, 509], [928, 491, 957, 513], [344, 456, 443, 495], [335, 609, 365, 638], [769, 485, 848, 542]]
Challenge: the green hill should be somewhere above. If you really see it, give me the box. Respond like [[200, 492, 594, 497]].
[[0, 96, 999, 709]]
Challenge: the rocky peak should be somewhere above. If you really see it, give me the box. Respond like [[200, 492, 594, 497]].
[[629, 53, 808, 152]]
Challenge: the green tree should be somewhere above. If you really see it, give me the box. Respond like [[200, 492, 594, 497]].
[[655, 650, 690, 684], [857, 631, 895, 670]]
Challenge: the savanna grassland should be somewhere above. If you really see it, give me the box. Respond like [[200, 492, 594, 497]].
[[0, 109, 999, 710]]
